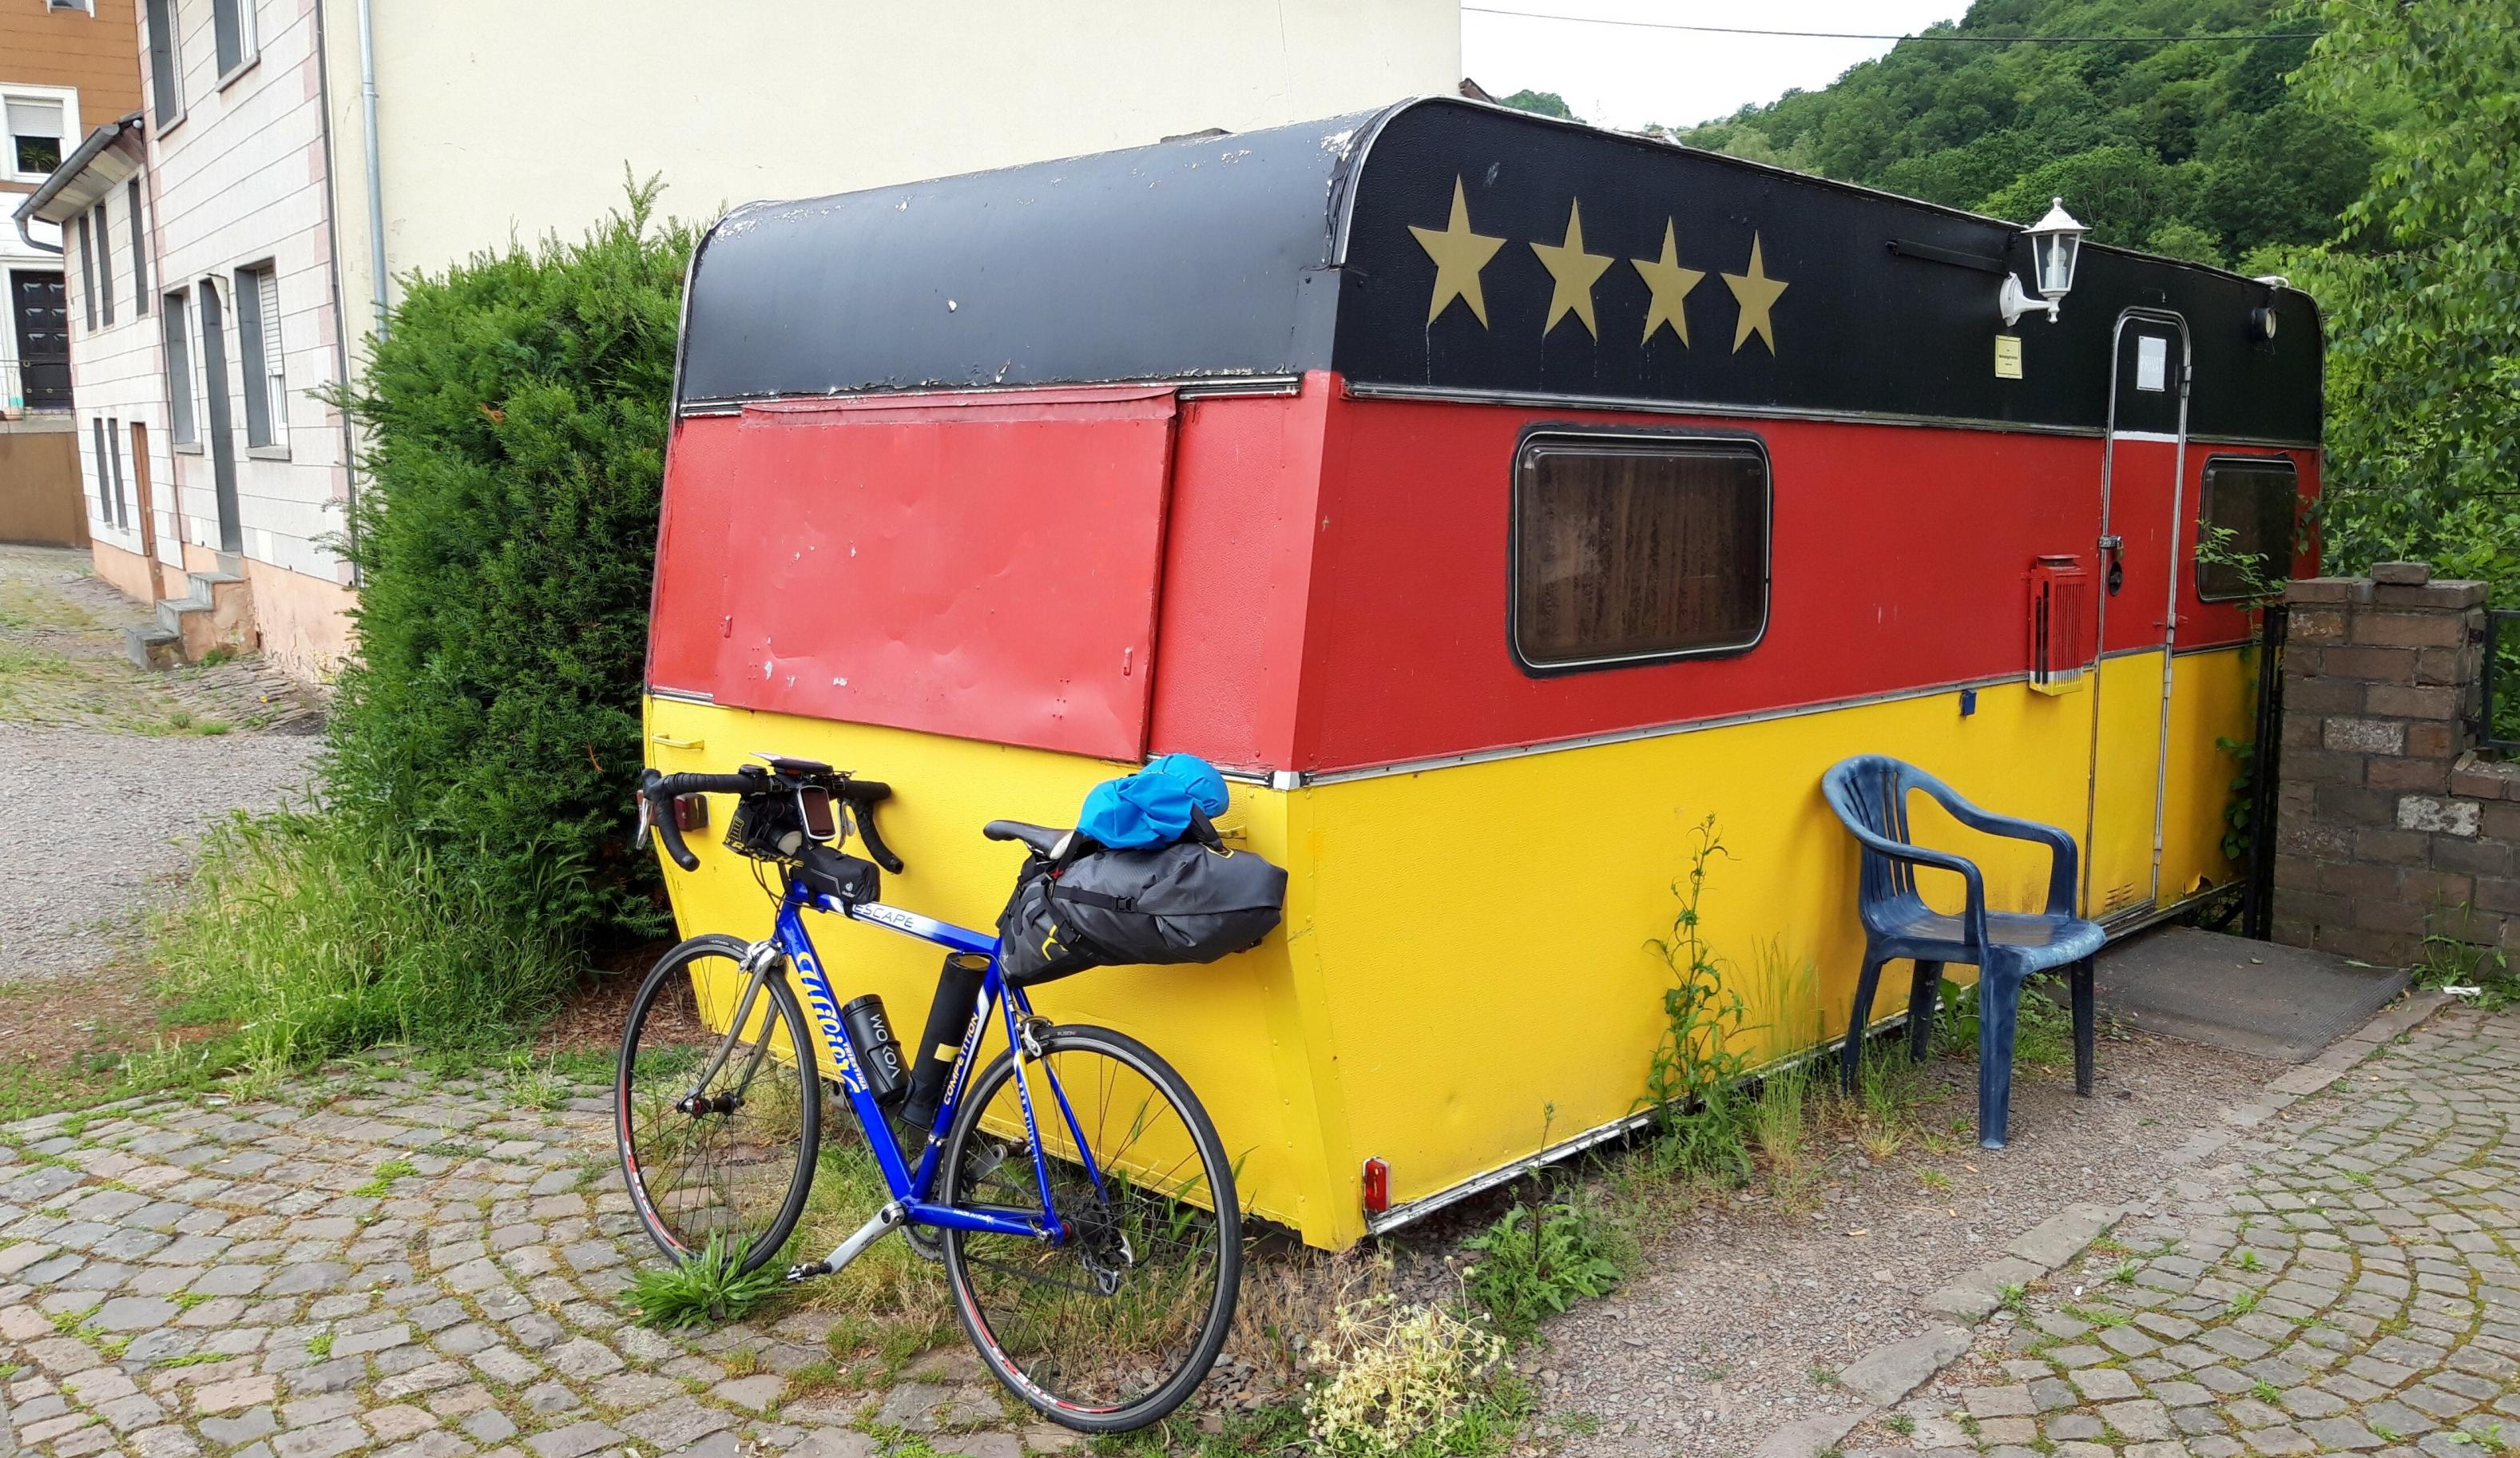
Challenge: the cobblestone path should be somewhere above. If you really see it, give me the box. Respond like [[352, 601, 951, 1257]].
[[0, 1064, 1067, 1458], [1864, 1005, 2520, 1458]]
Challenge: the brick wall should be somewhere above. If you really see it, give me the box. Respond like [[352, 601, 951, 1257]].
[[2274, 561, 2514, 963]]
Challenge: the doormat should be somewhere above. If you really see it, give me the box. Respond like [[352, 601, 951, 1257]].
[[2091, 926, 2411, 1063]]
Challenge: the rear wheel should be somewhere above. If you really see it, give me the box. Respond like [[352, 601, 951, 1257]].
[[616, 934, 820, 1273], [939, 1025, 1240, 1432]]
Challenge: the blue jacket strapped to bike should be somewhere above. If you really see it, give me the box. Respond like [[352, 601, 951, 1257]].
[[1074, 753, 1231, 850]]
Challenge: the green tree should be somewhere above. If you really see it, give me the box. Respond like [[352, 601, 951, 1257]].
[[326, 179, 697, 948], [1496, 89, 1577, 121], [2289, 0, 2520, 581]]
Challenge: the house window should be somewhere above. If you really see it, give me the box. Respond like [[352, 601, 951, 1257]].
[[233, 262, 286, 450], [92, 417, 121, 528], [144, 0, 183, 125], [163, 289, 196, 444], [74, 213, 96, 328], [1511, 431, 1772, 672], [128, 181, 148, 312], [92, 204, 113, 327], [107, 417, 129, 530], [47, 1, 96, 13], [2197, 457, 2300, 602], [212, 0, 258, 80], [6, 97, 64, 177]]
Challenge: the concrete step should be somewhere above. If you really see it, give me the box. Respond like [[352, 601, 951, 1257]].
[[123, 625, 182, 671], [145, 566, 255, 665]]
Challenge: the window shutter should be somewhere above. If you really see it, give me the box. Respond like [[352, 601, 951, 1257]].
[[163, 292, 195, 444], [93, 205, 113, 327], [256, 268, 285, 443], [128, 181, 148, 311], [145, 0, 181, 123], [5, 98, 63, 145]]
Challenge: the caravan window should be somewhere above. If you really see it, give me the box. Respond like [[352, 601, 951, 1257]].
[[1512, 432, 1770, 672], [2197, 457, 2299, 602]]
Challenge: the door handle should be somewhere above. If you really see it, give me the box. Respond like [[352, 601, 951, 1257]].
[[2099, 535, 2125, 596]]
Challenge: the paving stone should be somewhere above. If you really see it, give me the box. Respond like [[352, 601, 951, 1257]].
[[522, 1421, 621, 1458]]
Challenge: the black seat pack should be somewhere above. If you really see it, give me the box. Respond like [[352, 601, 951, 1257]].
[[997, 823, 1286, 986]]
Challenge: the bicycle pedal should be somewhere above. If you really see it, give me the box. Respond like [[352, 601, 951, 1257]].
[[783, 1260, 831, 1284]]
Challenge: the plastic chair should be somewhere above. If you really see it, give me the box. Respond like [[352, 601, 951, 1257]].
[[1820, 754, 2105, 1149]]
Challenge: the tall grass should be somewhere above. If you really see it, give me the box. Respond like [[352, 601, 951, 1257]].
[[154, 809, 577, 1071]]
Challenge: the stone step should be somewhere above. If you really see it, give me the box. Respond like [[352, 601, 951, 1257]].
[[123, 624, 182, 671]]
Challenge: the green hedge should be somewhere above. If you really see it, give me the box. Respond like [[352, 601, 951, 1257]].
[[327, 182, 697, 951]]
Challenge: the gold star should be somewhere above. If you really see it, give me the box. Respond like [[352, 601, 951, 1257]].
[[1408, 176, 1506, 328], [1631, 219, 1706, 347], [1530, 199, 1615, 340], [1722, 232, 1789, 354]]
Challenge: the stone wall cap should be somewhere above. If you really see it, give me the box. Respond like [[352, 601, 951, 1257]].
[[2372, 561, 2434, 586], [2286, 578, 2375, 604]]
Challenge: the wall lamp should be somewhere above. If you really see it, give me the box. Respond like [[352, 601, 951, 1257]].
[[2000, 197, 2088, 327]]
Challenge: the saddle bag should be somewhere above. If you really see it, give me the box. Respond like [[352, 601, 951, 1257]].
[[997, 824, 1286, 987]]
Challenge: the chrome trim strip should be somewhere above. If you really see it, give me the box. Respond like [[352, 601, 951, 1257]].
[[673, 374, 1303, 419], [646, 685, 715, 706], [1344, 380, 2107, 439], [1290, 669, 2030, 787], [2109, 429, 2184, 444]]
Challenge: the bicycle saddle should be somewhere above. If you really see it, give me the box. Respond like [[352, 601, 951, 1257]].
[[982, 820, 1074, 859]]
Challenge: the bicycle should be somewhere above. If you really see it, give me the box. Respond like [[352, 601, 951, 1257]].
[[620, 757, 1241, 1432]]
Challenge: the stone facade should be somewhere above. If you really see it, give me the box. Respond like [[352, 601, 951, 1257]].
[[2272, 561, 2520, 965]]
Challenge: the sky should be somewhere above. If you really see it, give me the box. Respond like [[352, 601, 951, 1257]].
[[1460, 1, 1970, 133]]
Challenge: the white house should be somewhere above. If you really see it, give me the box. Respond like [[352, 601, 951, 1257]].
[[18, 0, 1462, 680]]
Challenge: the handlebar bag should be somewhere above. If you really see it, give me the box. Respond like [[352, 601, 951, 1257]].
[[997, 832, 1286, 986]]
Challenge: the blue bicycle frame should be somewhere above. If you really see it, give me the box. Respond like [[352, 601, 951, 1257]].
[[731, 872, 1111, 1281]]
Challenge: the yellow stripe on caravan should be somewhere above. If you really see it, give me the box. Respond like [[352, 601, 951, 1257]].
[[643, 646, 2252, 1249]]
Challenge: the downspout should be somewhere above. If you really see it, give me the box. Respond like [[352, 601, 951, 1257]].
[[356, 0, 387, 341], [313, 0, 363, 582], [11, 215, 62, 255]]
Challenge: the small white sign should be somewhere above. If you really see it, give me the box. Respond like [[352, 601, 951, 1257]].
[[2136, 335, 2169, 392]]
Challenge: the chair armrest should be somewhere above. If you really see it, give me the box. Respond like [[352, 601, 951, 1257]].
[[1835, 818, 1991, 953], [1914, 776, 2081, 919]]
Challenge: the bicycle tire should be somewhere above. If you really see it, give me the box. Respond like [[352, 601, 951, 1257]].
[[939, 1023, 1241, 1432], [616, 933, 821, 1275]]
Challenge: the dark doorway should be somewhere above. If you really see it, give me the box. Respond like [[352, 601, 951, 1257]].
[[196, 277, 243, 554], [9, 270, 70, 411]]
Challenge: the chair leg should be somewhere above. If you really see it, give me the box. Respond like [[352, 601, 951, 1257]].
[[1906, 959, 1943, 1062], [1842, 951, 1887, 1095], [1978, 967, 2023, 1150], [2072, 957, 2097, 1098]]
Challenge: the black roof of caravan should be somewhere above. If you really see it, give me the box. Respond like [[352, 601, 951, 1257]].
[[677, 97, 2321, 445]]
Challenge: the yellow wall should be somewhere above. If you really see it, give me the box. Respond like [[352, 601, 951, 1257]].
[[645, 647, 2253, 1249]]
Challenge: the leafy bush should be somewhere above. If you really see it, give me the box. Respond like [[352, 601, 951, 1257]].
[[1461, 1194, 1630, 1341], [626, 1234, 784, 1329], [325, 177, 697, 951], [1303, 1295, 1510, 1458], [156, 809, 576, 1068]]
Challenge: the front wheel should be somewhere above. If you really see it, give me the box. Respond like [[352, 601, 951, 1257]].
[[939, 1025, 1241, 1432], [616, 934, 821, 1273]]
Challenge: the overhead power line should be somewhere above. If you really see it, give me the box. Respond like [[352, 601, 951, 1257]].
[[1460, 6, 2321, 43]]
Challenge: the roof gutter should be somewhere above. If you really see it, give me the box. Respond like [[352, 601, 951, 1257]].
[[10, 110, 144, 254]]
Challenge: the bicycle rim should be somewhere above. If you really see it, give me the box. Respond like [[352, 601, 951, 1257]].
[[940, 1027, 1240, 1431], [616, 935, 820, 1273]]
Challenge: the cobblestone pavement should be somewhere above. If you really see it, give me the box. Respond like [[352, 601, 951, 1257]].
[[1851, 1005, 2520, 1458], [0, 1063, 1074, 1458]]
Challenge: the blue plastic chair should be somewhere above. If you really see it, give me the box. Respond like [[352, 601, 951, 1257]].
[[1820, 754, 2105, 1149]]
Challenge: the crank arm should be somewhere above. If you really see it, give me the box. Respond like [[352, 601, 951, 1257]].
[[785, 1202, 904, 1284]]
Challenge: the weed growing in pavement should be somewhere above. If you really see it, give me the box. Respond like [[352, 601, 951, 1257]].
[[1808, 1365, 1840, 1388], [155, 810, 576, 1071], [351, 1157, 419, 1198], [627, 1234, 783, 1329], [1886, 1414, 1917, 1436], [1301, 1293, 1514, 1458], [1935, 975, 2074, 1069], [1998, 1282, 2029, 1316], [2227, 1290, 2260, 1317], [1919, 1169, 1953, 1192], [1461, 1188, 1632, 1343], [2109, 1260, 2138, 1285], [2234, 1249, 2263, 1271], [304, 1332, 333, 1357], [1640, 816, 1757, 1185], [2253, 1380, 2284, 1404]]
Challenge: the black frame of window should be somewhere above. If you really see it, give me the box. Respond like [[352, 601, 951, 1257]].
[[233, 261, 277, 447], [1506, 424, 1775, 677], [127, 180, 147, 312], [92, 203, 112, 328], [2194, 454, 2302, 604], [74, 213, 95, 328], [161, 287, 195, 444], [144, 0, 181, 124]]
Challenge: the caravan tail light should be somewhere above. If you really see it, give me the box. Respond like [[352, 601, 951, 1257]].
[[2029, 554, 2089, 693], [1361, 1158, 1390, 1215]]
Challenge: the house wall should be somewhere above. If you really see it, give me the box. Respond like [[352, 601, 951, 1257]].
[[2, 0, 137, 421], [47, 147, 174, 577], [134, 0, 356, 678], [323, 0, 1462, 342]]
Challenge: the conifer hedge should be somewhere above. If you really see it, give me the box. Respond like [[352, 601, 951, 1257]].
[[327, 183, 697, 951]]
